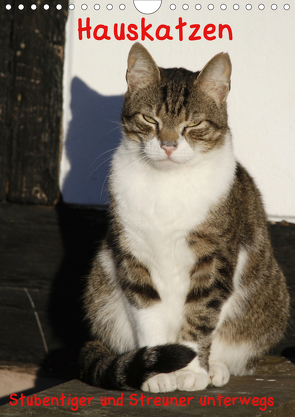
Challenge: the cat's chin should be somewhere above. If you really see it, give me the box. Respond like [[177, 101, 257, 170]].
[[153, 158, 182, 169]]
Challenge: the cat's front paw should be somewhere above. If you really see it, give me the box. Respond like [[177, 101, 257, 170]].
[[175, 370, 209, 391], [141, 373, 177, 393], [209, 360, 230, 387]]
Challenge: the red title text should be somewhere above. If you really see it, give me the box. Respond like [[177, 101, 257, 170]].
[[78, 17, 233, 41]]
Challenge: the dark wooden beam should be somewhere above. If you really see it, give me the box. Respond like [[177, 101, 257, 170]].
[[0, 4, 14, 200], [0, 202, 108, 374], [0, 1, 68, 204]]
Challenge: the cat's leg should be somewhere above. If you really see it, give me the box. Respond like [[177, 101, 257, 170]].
[[208, 295, 258, 383], [173, 265, 234, 391], [115, 251, 197, 393], [132, 303, 181, 393], [175, 334, 230, 390], [136, 302, 201, 393], [142, 372, 178, 393], [85, 243, 137, 354], [179, 245, 258, 390], [208, 360, 230, 387], [174, 340, 211, 391], [208, 256, 289, 382], [209, 335, 257, 381]]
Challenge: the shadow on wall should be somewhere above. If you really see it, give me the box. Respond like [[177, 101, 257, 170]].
[[62, 77, 124, 205], [40, 77, 125, 378]]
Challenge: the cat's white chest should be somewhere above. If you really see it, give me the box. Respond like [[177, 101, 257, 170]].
[[111, 138, 235, 341], [113, 152, 202, 284], [118, 172, 197, 341], [112, 139, 235, 284]]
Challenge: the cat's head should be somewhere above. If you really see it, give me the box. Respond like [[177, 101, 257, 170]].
[[121, 43, 232, 169]]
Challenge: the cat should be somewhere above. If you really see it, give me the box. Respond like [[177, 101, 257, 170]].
[[79, 43, 289, 393]]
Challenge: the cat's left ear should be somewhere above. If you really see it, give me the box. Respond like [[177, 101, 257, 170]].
[[195, 53, 232, 104]]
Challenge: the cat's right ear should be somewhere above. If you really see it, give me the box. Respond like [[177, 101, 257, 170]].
[[126, 43, 160, 92]]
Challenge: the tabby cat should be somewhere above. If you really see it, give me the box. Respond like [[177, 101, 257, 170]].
[[79, 43, 289, 393]]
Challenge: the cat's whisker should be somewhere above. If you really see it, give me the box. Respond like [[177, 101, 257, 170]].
[[85, 156, 114, 180], [117, 154, 151, 178], [101, 125, 122, 138], [100, 170, 112, 200], [103, 118, 122, 126], [89, 146, 120, 169], [90, 146, 146, 180], [91, 126, 122, 147]]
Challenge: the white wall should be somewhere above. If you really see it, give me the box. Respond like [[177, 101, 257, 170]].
[[60, 1, 295, 222]]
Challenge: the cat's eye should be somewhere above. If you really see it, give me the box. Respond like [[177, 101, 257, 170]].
[[182, 120, 204, 135], [186, 121, 202, 128], [143, 115, 157, 125]]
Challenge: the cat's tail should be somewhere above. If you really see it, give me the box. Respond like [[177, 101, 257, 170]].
[[79, 341, 196, 390]]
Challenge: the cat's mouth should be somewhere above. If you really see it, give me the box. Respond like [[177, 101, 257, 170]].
[[144, 150, 192, 169], [141, 137, 195, 168], [162, 155, 179, 163], [152, 156, 181, 168]]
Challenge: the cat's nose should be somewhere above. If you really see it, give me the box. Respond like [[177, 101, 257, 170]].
[[161, 142, 177, 157]]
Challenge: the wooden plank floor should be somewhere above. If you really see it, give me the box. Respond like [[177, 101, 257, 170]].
[[1, 356, 295, 416]]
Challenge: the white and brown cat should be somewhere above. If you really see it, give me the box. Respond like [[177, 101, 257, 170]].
[[79, 43, 289, 393]]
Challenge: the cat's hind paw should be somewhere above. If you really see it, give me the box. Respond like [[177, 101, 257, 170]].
[[209, 360, 230, 387], [141, 373, 177, 393], [175, 370, 209, 391]]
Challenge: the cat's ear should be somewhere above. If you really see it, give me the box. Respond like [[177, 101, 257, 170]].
[[126, 43, 160, 92], [195, 53, 232, 103]]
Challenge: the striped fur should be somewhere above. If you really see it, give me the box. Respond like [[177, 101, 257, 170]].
[[79, 342, 196, 390], [80, 43, 289, 392]]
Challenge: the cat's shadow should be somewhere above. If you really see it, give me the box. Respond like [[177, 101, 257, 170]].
[[38, 79, 124, 380], [62, 77, 124, 205]]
